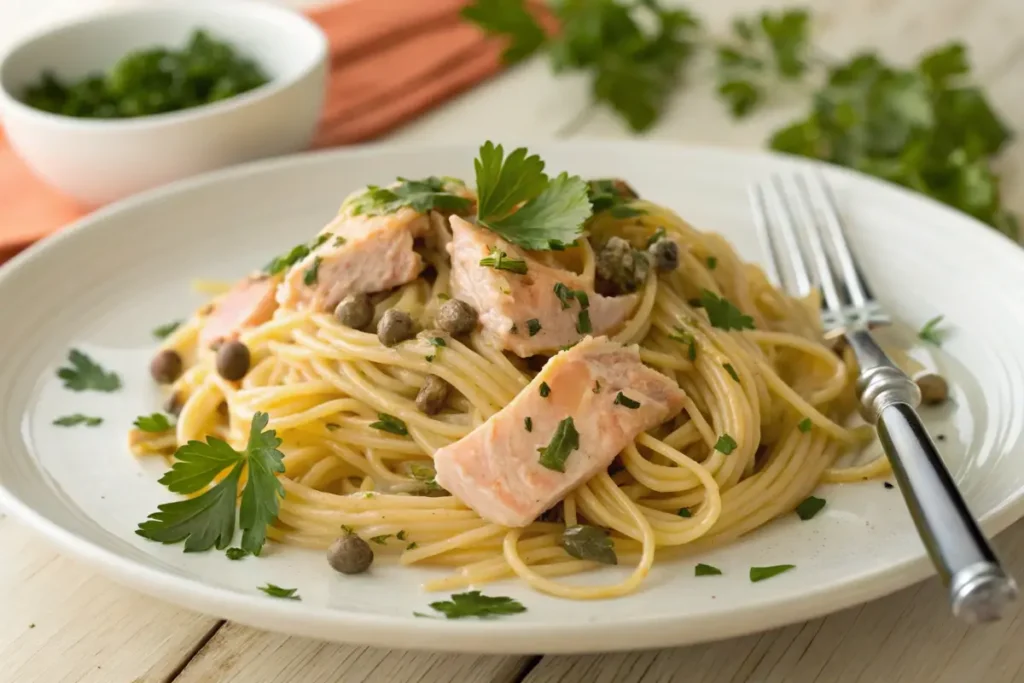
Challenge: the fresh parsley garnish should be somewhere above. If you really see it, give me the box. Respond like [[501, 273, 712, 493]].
[[539, 382, 551, 398], [303, 256, 322, 286], [425, 591, 526, 619], [461, 0, 546, 64], [133, 413, 173, 432], [526, 319, 541, 336], [370, 534, 392, 545], [700, 290, 755, 331], [370, 413, 409, 436], [346, 177, 472, 217], [473, 142, 591, 250], [524, 416, 533, 432], [918, 315, 946, 346], [576, 310, 592, 334], [561, 525, 617, 565], [646, 227, 667, 248], [479, 247, 528, 274], [723, 363, 740, 382], [669, 328, 698, 361], [407, 542, 419, 550], [585, 178, 639, 213], [538, 416, 579, 472], [706, 256, 718, 270], [258, 584, 300, 600], [750, 564, 795, 582], [715, 434, 738, 454], [53, 414, 102, 427], [553, 282, 575, 309], [397, 530, 407, 541], [795, 496, 826, 520], [226, 547, 249, 560], [798, 417, 812, 433], [695, 563, 723, 576], [609, 205, 646, 218], [677, 508, 692, 518], [263, 233, 330, 276], [429, 337, 447, 348], [136, 412, 285, 555], [613, 392, 641, 409], [57, 350, 121, 392], [334, 235, 347, 247], [152, 320, 182, 340]]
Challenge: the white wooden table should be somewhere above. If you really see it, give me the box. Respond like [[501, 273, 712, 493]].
[[3, 0, 1024, 681]]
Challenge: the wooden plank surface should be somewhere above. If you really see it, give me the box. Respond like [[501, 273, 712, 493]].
[[2, 0, 1024, 680]]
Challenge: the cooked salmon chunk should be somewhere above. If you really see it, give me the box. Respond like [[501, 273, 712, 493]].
[[447, 216, 638, 357], [433, 336, 686, 527], [199, 274, 280, 348], [276, 207, 431, 312]]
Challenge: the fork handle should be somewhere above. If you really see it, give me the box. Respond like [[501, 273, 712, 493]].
[[849, 330, 1018, 622]]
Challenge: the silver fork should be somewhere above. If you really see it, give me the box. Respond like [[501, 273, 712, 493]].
[[750, 172, 1018, 623]]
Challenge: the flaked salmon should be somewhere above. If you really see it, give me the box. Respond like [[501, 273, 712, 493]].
[[199, 274, 280, 348], [433, 336, 686, 527], [447, 216, 638, 357]]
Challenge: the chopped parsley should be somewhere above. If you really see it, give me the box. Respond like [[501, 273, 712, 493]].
[[695, 563, 723, 576], [608, 205, 646, 218], [473, 142, 590, 251], [406, 542, 419, 550], [258, 584, 300, 600], [226, 547, 249, 560], [795, 496, 826, 520], [798, 418, 812, 433], [576, 310, 592, 334], [397, 530, 407, 541], [133, 413, 173, 432], [524, 416, 533, 432], [669, 328, 698, 361], [574, 290, 590, 310], [57, 349, 121, 392], [263, 234, 330, 275], [52, 414, 102, 427], [539, 382, 550, 398], [593, 380, 601, 393], [527, 319, 542, 336], [677, 508, 692, 518], [700, 290, 755, 331], [479, 247, 528, 274], [136, 412, 285, 555], [370, 534, 392, 545], [334, 235, 347, 247], [537, 416, 579, 472], [646, 227, 667, 247], [918, 315, 946, 346], [429, 337, 447, 348], [750, 564, 795, 582], [706, 256, 718, 270], [715, 434, 738, 454], [425, 590, 526, 619], [370, 413, 409, 436], [425, 355, 435, 362], [554, 282, 575, 309], [152, 320, 182, 340], [723, 363, 740, 382], [561, 525, 617, 565], [346, 176, 473, 217], [613, 392, 641, 409], [303, 256, 322, 286]]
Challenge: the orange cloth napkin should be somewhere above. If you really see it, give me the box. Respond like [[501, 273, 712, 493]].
[[0, 0, 551, 260]]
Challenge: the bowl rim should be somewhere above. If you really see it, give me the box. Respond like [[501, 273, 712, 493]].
[[0, 0, 328, 130]]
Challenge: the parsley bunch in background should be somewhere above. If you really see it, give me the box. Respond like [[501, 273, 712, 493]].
[[463, 0, 1017, 238]]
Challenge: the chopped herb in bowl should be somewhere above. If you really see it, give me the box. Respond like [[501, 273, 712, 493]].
[[21, 30, 269, 119]]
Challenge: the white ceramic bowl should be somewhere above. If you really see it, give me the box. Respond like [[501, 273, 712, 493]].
[[0, 0, 327, 206]]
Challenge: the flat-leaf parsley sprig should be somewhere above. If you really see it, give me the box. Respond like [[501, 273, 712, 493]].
[[136, 411, 285, 555]]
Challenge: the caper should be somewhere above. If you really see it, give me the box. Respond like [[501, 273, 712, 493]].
[[327, 531, 374, 575], [335, 293, 374, 330], [216, 340, 250, 380], [377, 309, 415, 347], [596, 236, 649, 295], [648, 238, 679, 272], [916, 373, 949, 405], [150, 349, 182, 384], [436, 299, 477, 336], [416, 374, 451, 415]]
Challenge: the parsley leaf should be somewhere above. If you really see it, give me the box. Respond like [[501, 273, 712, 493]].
[[479, 247, 528, 274], [57, 350, 121, 392], [426, 591, 526, 619], [135, 412, 285, 555], [695, 563, 723, 576], [370, 534, 392, 545], [669, 328, 697, 361], [152, 320, 182, 340], [798, 417, 812, 433], [586, 178, 639, 213], [370, 413, 409, 436], [538, 416, 580, 472], [677, 508, 692, 518], [918, 315, 946, 346], [539, 382, 551, 398], [723, 363, 740, 382], [715, 434, 738, 454], [262, 235, 327, 276], [474, 142, 591, 250], [524, 416, 533, 432], [700, 290, 755, 331], [461, 0, 546, 64], [346, 177, 472, 217], [258, 583, 300, 600], [795, 495, 826, 520], [53, 414, 102, 427], [526, 319, 541, 336], [576, 310, 592, 334], [134, 413, 173, 432], [613, 392, 641, 409], [303, 256, 322, 286], [750, 564, 795, 582], [561, 525, 617, 565]]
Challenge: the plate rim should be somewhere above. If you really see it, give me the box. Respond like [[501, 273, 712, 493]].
[[2, 139, 1024, 654]]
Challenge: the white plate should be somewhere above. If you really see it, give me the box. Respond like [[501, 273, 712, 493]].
[[2, 142, 1024, 654]]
